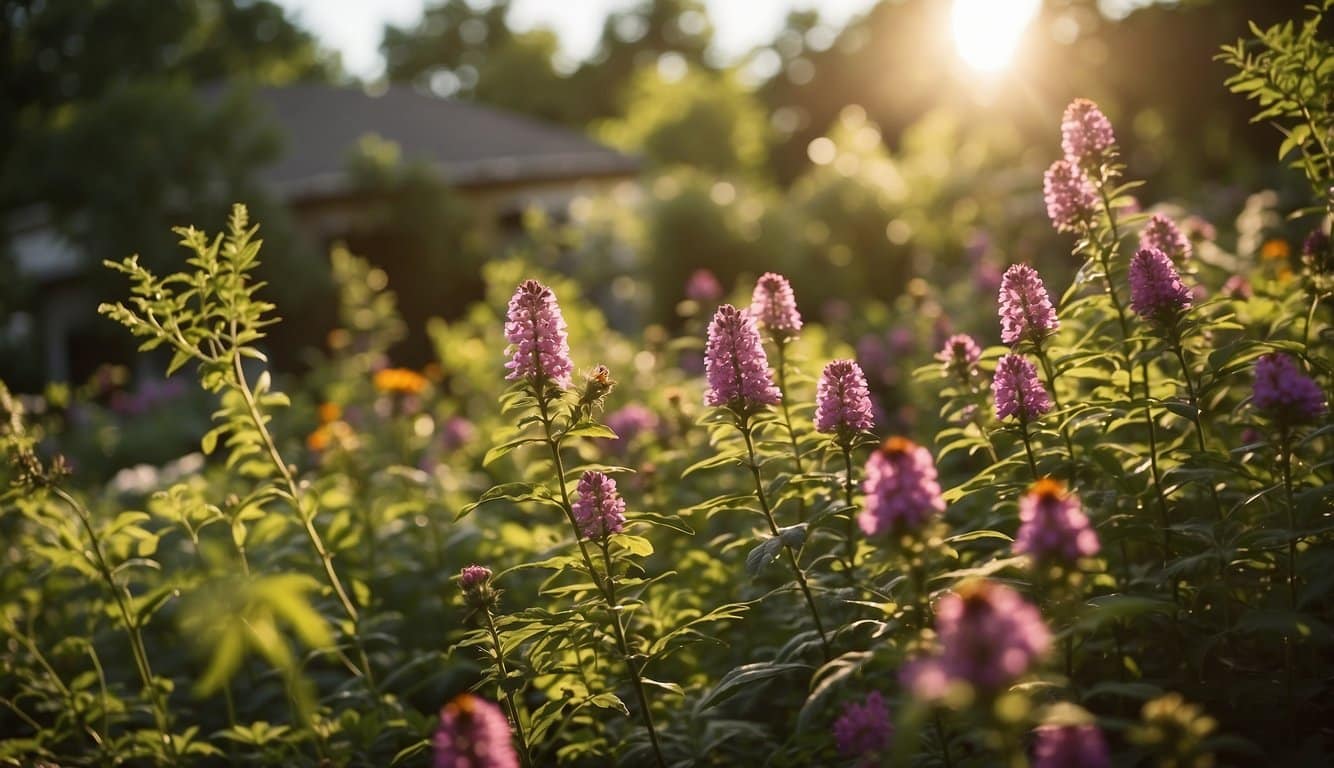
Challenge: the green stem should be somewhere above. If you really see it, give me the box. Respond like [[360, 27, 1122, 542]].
[[55, 488, 179, 765], [1019, 420, 1040, 481], [840, 443, 858, 583], [1280, 426, 1298, 741], [599, 541, 668, 768], [774, 341, 808, 520], [1034, 341, 1077, 470], [934, 711, 955, 768], [1170, 340, 1226, 522], [739, 421, 832, 659], [484, 608, 533, 768]]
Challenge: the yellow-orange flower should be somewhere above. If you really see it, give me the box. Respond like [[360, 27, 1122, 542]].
[[1261, 238, 1290, 262], [373, 367, 428, 395], [318, 402, 341, 424], [307, 424, 332, 452]]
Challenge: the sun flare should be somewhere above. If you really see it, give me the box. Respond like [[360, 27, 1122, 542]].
[[951, 0, 1042, 73]]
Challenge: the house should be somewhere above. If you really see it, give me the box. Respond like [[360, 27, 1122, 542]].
[[5, 84, 641, 383]]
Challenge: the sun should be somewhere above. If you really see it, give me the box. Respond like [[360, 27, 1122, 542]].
[[951, 0, 1042, 73]]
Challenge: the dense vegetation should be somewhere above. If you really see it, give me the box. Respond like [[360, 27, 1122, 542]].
[[2, 2, 1332, 767]]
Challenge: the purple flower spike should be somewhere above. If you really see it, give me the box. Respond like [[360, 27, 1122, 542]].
[[433, 694, 520, 768], [1043, 160, 1098, 234], [750, 272, 803, 340], [571, 471, 627, 540], [833, 691, 892, 759], [1129, 247, 1193, 325], [903, 580, 1051, 697], [504, 280, 574, 389], [936, 334, 982, 382], [459, 564, 492, 591], [1061, 98, 1116, 169], [859, 437, 945, 537], [993, 354, 1052, 422], [815, 360, 876, 437], [704, 304, 782, 411], [1014, 479, 1100, 563], [1139, 214, 1192, 262], [1253, 353, 1327, 426], [999, 264, 1060, 346], [685, 268, 723, 302], [1032, 724, 1111, 768]]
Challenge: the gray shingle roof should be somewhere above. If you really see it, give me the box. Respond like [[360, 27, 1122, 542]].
[[233, 84, 639, 199]]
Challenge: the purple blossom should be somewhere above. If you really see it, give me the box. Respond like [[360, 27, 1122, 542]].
[[1253, 353, 1327, 426], [750, 272, 803, 340], [833, 691, 892, 760], [459, 564, 492, 591], [603, 404, 660, 454], [999, 264, 1060, 346], [902, 580, 1051, 697], [1303, 227, 1330, 269], [1061, 98, 1116, 169], [993, 354, 1052, 422], [685, 268, 724, 302], [504, 280, 573, 389], [859, 437, 945, 536], [1222, 275, 1252, 299], [433, 694, 519, 768], [441, 416, 476, 452], [1140, 214, 1192, 262], [1129, 248, 1193, 324], [571, 471, 627, 540], [704, 304, 782, 411], [936, 334, 982, 382], [1043, 160, 1098, 233], [1014, 479, 1100, 563], [1182, 215, 1216, 243], [815, 360, 876, 436], [1032, 724, 1110, 768]]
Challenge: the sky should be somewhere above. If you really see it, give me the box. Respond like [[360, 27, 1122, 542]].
[[273, 0, 881, 80]]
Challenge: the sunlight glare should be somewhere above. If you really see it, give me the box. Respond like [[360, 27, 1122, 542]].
[[951, 0, 1042, 73]]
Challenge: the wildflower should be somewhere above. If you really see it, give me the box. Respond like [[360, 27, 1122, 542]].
[[833, 691, 892, 760], [999, 264, 1060, 346], [576, 365, 616, 413], [1140, 213, 1192, 262], [604, 404, 660, 453], [572, 471, 627, 540], [1129, 247, 1193, 325], [441, 416, 476, 451], [1252, 353, 1327, 426], [903, 580, 1050, 697], [1061, 98, 1116, 169], [704, 304, 781, 411], [936, 334, 982, 382], [1014, 478, 1100, 563], [993, 354, 1052, 422], [750, 272, 803, 341], [1222, 275, 1252, 299], [317, 402, 342, 424], [307, 424, 332, 453], [504, 280, 574, 390], [1182, 215, 1216, 243], [1043, 160, 1098, 233], [1260, 238, 1290, 263], [1128, 693, 1217, 768], [815, 360, 876, 438], [374, 367, 428, 395], [459, 564, 492, 591], [685, 268, 723, 302], [433, 693, 520, 768], [1032, 724, 1110, 768], [1302, 227, 1330, 271], [859, 437, 945, 536]]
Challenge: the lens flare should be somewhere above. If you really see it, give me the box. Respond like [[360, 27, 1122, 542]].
[[951, 0, 1041, 73]]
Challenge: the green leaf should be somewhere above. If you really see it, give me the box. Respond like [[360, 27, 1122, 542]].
[[745, 537, 783, 578], [612, 534, 654, 558], [562, 422, 618, 441], [696, 662, 812, 711]]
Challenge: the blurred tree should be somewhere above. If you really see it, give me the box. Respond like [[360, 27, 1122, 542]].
[[597, 64, 771, 176]]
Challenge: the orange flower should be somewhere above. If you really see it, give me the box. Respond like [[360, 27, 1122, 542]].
[[306, 424, 332, 452], [318, 402, 341, 424], [1261, 238, 1290, 262], [373, 367, 428, 395]]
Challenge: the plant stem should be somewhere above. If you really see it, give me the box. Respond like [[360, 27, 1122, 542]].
[[774, 340, 808, 520], [55, 488, 179, 765], [1019, 419, 1040, 481], [840, 443, 858, 583], [739, 421, 832, 659], [1034, 341, 1078, 470], [1280, 426, 1298, 741], [599, 541, 668, 768], [934, 711, 955, 768], [483, 608, 533, 768], [1170, 340, 1226, 522]]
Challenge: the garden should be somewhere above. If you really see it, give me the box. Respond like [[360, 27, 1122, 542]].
[[1, 1, 1332, 766]]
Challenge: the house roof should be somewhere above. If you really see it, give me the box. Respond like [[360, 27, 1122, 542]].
[[233, 84, 639, 199]]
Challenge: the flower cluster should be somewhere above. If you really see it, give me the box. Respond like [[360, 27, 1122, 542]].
[[704, 304, 782, 411], [750, 272, 803, 340], [373, 367, 429, 396], [433, 694, 519, 768], [904, 580, 1051, 697], [685, 268, 723, 302], [1043, 159, 1098, 233], [832, 691, 892, 760], [1140, 213, 1192, 262], [572, 471, 627, 540], [1014, 479, 1100, 564], [1129, 247, 1193, 325], [1032, 724, 1110, 768], [604, 404, 660, 453], [504, 280, 574, 390], [1252, 353, 1327, 426], [859, 437, 945, 536], [999, 264, 1059, 346], [1061, 98, 1116, 169], [936, 333, 982, 383], [993, 354, 1052, 422], [815, 359, 875, 438]]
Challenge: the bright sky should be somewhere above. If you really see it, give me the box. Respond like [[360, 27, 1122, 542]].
[[274, 0, 880, 80]]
